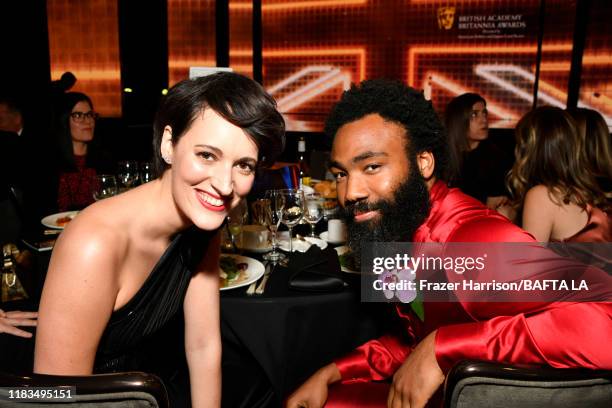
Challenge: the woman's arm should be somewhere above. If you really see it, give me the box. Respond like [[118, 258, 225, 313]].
[[34, 219, 120, 374], [184, 231, 222, 407]]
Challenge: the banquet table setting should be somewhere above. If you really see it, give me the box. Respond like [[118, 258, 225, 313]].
[[219, 228, 384, 407], [216, 188, 385, 407]]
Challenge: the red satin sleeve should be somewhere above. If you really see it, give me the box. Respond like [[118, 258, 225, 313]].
[[335, 305, 422, 381], [335, 333, 412, 382], [435, 302, 612, 372]]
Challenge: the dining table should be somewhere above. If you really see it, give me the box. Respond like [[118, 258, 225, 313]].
[[219, 229, 388, 408]]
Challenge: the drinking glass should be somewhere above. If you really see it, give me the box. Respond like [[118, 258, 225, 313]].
[[278, 189, 304, 253], [226, 199, 248, 252], [304, 193, 324, 237], [139, 161, 154, 184], [93, 174, 118, 201], [117, 160, 139, 190], [253, 192, 286, 262]]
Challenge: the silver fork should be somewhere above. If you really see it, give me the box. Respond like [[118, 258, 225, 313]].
[[246, 280, 257, 295], [247, 261, 268, 295]]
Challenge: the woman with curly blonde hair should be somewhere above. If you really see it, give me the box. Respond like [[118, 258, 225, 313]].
[[508, 106, 611, 242]]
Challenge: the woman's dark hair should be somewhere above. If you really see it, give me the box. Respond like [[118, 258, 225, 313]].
[[324, 79, 448, 180], [55, 92, 95, 171], [508, 106, 610, 210], [152, 72, 285, 176], [444, 93, 486, 184]]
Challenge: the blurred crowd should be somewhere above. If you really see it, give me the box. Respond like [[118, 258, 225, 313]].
[[444, 92, 611, 243]]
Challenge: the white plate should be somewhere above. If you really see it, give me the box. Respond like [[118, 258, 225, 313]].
[[278, 236, 328, 252], [219, 254, 265, 291], [335, 245, 359, 274], [320, 231, 346, 245], [41, 211, 79, 230]]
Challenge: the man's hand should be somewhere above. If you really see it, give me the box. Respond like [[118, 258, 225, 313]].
[[387, 330, 444, 408], [0, 309, 38, 338], [286, 363, 341, 408]]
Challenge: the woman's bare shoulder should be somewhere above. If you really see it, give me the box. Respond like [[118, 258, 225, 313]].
[[50, 198, 134, 274], [525, 185, 560, 208]]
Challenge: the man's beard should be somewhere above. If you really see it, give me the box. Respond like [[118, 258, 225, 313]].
[[341, 167, 431, 262]]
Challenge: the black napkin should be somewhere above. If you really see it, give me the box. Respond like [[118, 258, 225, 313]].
[[288, 245, 345, 292]]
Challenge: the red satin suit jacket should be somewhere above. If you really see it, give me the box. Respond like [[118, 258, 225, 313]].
[[336, 181, 612, 381]]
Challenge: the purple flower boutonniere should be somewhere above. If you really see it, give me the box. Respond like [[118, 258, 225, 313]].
[[380, 268, 425, 321]]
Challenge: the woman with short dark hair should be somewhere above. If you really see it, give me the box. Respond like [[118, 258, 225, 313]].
[[34, 72, 285, 406]]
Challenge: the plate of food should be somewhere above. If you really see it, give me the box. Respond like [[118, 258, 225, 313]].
[[219, 254, 265, 291], [335, 246, 359, 273], [41, 211, 79, 230], [278, 236, 328, 252]]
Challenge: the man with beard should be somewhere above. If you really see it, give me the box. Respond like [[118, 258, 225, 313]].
[[286, 80, 612, 408]]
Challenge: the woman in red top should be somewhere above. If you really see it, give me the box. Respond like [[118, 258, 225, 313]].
[[54, 92, 110, 211]]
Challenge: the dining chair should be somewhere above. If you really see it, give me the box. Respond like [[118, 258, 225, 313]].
[[0, 371, 169, 407], [443, 360, 612, 408]]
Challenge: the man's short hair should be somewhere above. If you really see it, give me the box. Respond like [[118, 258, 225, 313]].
[[325, 79, 448, 180]]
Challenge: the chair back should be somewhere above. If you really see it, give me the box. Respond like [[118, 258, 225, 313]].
[[0, 371, 169, 407], [444, 360, 612, 408]]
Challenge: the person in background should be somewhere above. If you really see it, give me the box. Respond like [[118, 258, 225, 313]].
[[0, 98, 29, 238], [568, 107, 612, 192], [508, 106, 611, 243], [445, 93, 514, 217], [0, 96, 24, 135], [34, 72, 285, 407], [286, 80, 612, 408], [53, 92, 113, 211]]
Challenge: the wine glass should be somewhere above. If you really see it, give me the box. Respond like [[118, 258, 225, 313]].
[[304, 193, 324, 237], [93, 174, 118, 201], [253, 192, 286, 262], [139, 161, 154, 184], [117, 160, 139, 190], [278, 189, 304, 253]]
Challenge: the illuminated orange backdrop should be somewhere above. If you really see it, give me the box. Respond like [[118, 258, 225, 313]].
[[48, 0, 612, 129], [47, 0, 121, 117]]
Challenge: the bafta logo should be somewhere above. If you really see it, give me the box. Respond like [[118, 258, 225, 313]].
[[437, 6, 456, 30]]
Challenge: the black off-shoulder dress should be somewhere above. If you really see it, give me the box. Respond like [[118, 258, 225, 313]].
[[94, 227, 214, 407]]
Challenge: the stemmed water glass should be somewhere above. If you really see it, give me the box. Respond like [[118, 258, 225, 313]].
[[139, 161, 154, 184], [93, 174, 118, 201], [304, 193, 324, 237], [253, 191, 286, 262], [278, 189, 304, 253], [117, 160, 139, 191]]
